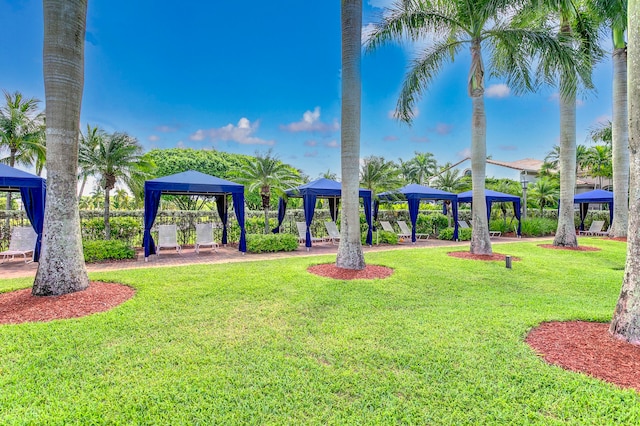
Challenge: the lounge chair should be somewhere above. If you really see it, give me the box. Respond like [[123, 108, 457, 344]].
[[579, 220, 607, 236], [0, 226, 37, 263], [380, 220, 411, 240], [458, 219, 501, 237], [397, 220, 429, 240], [156, 224, 181, 256], [296, 222, 324, 246], [458, 220, 470, 229], [324, 221, 341, 244], [195, 223, 218, 253]]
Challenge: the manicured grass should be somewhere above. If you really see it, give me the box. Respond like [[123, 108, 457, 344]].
[[1, 239, 638, 424]]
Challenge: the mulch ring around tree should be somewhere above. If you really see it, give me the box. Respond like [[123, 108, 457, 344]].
[[538, 244, 601, 252], [526, 321, 640, 392], [447, 252, 520, 262], [308, 264, 394, 280], [0, 282, 135, 325]]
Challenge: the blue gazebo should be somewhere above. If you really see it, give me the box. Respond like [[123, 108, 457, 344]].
[[143, 170, 246, 258], [574, 189, 613, 231], [0, 163, 46, 262], [377, 184, 460, 242], [274, 178, 373, 247], [457, 189, 522, 236]]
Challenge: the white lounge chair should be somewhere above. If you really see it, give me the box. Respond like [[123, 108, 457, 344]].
[[380, 220, 411, 240], [0, 226, 37, 263], [156, 224, 181, 256], [458, 219, 501, 237], [458, 220, 470, 229], [397, 220, 429, 240], [296, 222, 324, 246], [579, 220, 607, 236], [195, 223, 218, 253], [325, 221, 341, 244]]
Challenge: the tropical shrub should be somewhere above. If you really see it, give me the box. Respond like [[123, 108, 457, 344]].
[[245, 233, 298, 253], [366, 229, 398, 245], [83, 239, 136, 262], [82, 217, 141, 243], [417, 212, 449, 235], [520, 218, 557, 237], [438, 227, 472, 241]]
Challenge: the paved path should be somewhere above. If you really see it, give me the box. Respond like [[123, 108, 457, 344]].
[[0, 236, 546, 280]]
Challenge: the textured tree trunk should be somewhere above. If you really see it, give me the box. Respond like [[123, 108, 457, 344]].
[[610, 0, 640, 344], [104, 189, 111, 240], [553, 19, 578, 248], [610, 38, 629, 237], [33, 0, 89, 296], [468, 39, 491, 255], [264, 207, 270, 234], [336, 0, 365, 270]]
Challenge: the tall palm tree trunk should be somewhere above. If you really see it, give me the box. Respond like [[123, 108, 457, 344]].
[[469, 39, 491, 255], [610, 0, 640, 343], [610, 36, 629, 237], [337, 0, 365, 270], [33, 0, 89, 296], [104, 189, 111, 240]]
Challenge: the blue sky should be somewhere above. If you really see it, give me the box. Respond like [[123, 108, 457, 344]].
[[1, 0, 614, 183]]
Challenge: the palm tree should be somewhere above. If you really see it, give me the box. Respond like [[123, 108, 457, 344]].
[[336, 0, 365, 269], [78, 124, 105, 197], [79, 131, 153, 239], [400, 151, 437, 184], [528, 177, 560, 213], [590, 0, 628, 237], [366, 0, 579, 255], [0, 91, 46, 210], [359, 155, 402, 195], [609, 0, 639, 344], [33, 0, 90, 296], [234, 150, 301, 234], [432, 163, 468, 193], [584, 144, 612, 188]]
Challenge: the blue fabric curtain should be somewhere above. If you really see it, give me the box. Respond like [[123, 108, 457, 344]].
[[407, 198, 419, 243], [272, 198, 287, 233], [579, 203, 589, 231], [216, 195, 229, 244], [232, 192, 247, 252], [143, 189, 162, 258], [451, 200, 459, 240], [608, 202, 613, 226], [363, 194, 373, 245], [513, 201, 522, 236], [372, 200, 379, 231], [303, 194, 317, 247], [486, 199, 493, 225], [328, 198, 340, 222], [20, 186, 45, 262]]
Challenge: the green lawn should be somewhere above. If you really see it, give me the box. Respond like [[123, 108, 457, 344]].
[[1, 239, 638, 424]]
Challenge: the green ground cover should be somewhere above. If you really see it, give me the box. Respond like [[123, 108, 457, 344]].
[[1, 239, 638, 424]]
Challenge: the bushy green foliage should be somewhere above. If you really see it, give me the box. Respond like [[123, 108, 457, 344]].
[[246, 233, 298, 253], [82, 217, 141, 242], [438, 227, 472, 241], [520, 218, 557, 237], [83, 240, 136, 262], [416, 212, 448, 235], [372, 230, 398, 245]]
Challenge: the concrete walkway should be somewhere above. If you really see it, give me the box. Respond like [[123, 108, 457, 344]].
[[0, 236, 545, 280]]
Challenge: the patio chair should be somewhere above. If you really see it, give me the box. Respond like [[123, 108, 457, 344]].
[[380, 221, 411, 240], [397, 220, 429, 240], [458, 220, 470, 229], [458, 219, 500, 237], [295, 222, 324, 245], [156, 224, 182, 256], [578, 220, 607, 236], [0, 226, 37, 264], [195, 223, 218, 253], [324, 221, 341, 244]]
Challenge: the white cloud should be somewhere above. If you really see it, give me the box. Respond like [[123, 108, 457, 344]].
[[362, 23, 377, 44], [189, 118, 274, 145], [548, 92, 559, 102], [304, 150, 318, 158], [593, 114, 611, 124], [148, 135, 160, 142], [304, 140, 318, 147], [485, 84, 510, 98], [434, 123, 453, 135], [177, 140, 185, 148], [280, 107, 340, 133], [325, 140, 339, 148], [457, 147, 471, 159], [156, 125, 177, 133], [383, 135, 398, 141]]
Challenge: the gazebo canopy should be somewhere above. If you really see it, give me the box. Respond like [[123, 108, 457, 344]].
[[276, 178, 373, 247], [377, 184, 460, 241], [574, 189, 613, 231], [457, 189, 522, 236], [0, 163, 46, 261], [143, 170, 246, 257]]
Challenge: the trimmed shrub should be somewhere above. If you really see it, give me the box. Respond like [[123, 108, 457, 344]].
[[438, 227, 472, 241], [365, 229, 398, 245], [83, 240, 136, 263], [82, 217, 141, 243], [246, 233, 298, 253], [520, 218, 557, 237]]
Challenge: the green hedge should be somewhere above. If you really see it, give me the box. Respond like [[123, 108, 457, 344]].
[[365, 229, 398, 245], [83, 240, 136, 263], [439, 227, 472, 241], [246, 233, 298, 253]]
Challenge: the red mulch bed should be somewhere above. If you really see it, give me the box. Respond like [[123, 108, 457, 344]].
[[527, 321, 640, 392], [0, 282, 135, 325], [538, 244, 601, 251], [607, 237, 628, 242], [447, 252, 520, 262], [308, 264, 394, 280]]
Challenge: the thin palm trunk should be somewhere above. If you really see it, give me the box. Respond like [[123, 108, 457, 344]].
[[337, 0, 365, 270], [33, 0, 89, 296], [609, 0, 640, 343], [78, 174, 88, 198], [610, 39, 629, 237], [104, 189, 111, 240]]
